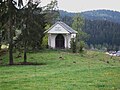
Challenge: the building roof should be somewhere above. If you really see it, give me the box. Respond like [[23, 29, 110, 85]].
[[46, 21, 77, 34]]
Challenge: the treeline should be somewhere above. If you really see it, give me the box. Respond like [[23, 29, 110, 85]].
[[61, 16, 120, 51], [84, 20, 120, 51]]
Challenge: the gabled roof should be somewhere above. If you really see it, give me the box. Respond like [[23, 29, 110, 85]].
[[46, 21, 77, 34]]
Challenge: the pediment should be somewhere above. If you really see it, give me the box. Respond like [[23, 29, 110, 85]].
[[48, 24, 69, 34]]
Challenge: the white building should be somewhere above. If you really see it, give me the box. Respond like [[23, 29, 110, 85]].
[[46, 21, 77, 49]]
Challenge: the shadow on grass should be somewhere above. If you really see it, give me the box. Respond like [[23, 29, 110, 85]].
[[0, 62, 46, 66]]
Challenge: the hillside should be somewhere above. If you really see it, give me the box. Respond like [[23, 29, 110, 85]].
[[0, 50, 120, 89], [60, 10, 120, 50], [60, 10, 120, 24]]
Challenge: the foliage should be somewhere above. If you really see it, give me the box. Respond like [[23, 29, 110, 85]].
[[15, 0, 59, 63], [41, 34, 48, 49], [72, 14, 89, 41], [43, 0, 59, 24], [71, 14, 88, 53], [70, 38, 77, 53], [77, 41, 85, 52], [71, 38, 85, 53], [80, 10, 120, 24], [0, 0, 18, 64], [61, 15, 73, 26], [60, 10, 120, 24], [72, 14, 84, 40], [72, 14, 84, 31], [0, 0, 59, 64], [60, 10, 120, 50], [41, 24, 51, 49], [84, 19, 120, 50]]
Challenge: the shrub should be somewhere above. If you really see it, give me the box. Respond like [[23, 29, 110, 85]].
[[71, 38, 86, 53], [41, 34, 48, 49], [70, 38, 77, 53], [78, 41, 85, 52]]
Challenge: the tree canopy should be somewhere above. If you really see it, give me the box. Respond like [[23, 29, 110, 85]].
[[0, 0, 59, 65]]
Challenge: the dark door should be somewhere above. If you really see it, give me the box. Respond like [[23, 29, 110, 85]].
[[55, 34, 65, 49]]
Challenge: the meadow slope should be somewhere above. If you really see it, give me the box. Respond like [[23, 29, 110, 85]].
[[0, 50, 120, 90]]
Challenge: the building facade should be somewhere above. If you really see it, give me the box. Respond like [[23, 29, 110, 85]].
[[46, 21, 77, 49]]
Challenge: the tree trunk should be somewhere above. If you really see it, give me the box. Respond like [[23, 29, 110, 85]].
[[24, 40, 27, 64], [0, 44, 1, 50], [8, 0, 14, 65], [9, 42, 13, 65]]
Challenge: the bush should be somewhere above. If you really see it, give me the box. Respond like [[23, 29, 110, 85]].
[[71, 39, 85, 53], [41, 34, 48, 49], [70, 38, 77, 53], [78, 41, 85, 52]]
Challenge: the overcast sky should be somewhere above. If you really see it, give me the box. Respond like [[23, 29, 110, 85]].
[[22, 0, 120, 12]]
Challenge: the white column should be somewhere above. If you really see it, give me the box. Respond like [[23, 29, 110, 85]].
[[66, 34, 68, 49], [49, 33, 51, 48]]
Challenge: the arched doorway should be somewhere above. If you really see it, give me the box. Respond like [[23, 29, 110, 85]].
[[55, 34, 65, 49]]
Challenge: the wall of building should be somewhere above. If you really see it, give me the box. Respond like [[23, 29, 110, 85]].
[[48, 34, 72, 49], [48, 34, 56, 48]]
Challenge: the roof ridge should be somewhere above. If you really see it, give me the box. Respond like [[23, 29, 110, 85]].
[[59, 21, 77, 33]]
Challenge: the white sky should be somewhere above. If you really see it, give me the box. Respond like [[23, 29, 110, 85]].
[[22, 0, 120, 12]]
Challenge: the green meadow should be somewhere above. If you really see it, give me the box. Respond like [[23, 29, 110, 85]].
[[0, 50, 120, 90]]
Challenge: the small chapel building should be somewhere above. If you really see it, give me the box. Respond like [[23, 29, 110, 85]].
[[46, 21, 77, 49]]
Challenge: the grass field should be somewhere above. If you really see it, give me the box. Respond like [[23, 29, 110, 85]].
[[0, 50, 120, 90]]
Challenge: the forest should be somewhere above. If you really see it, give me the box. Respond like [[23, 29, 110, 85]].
[[60, 10, 120, 51], [84, 20, 120, 51]]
